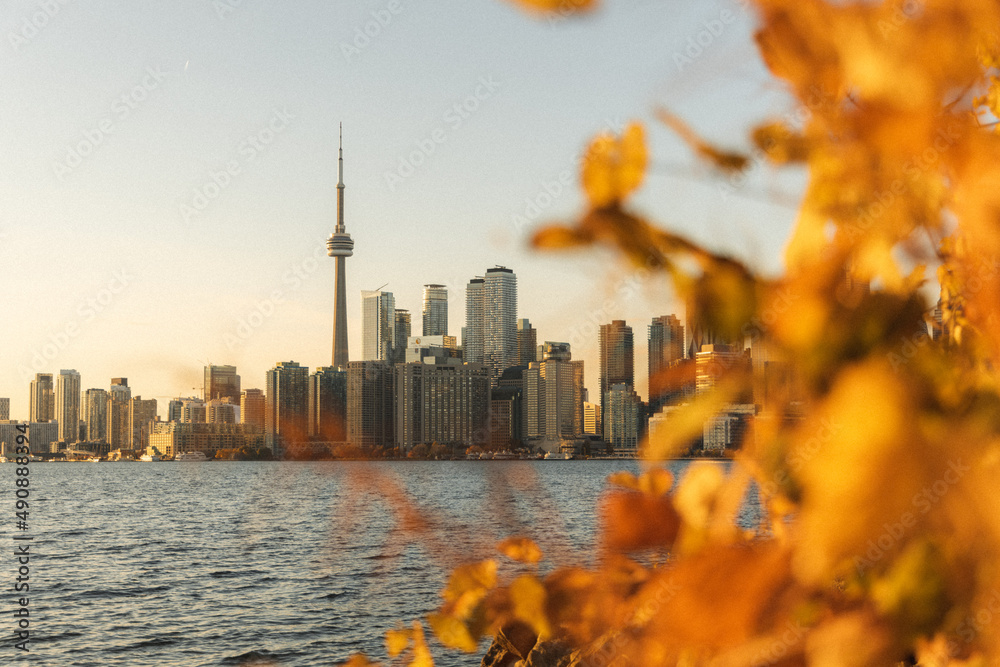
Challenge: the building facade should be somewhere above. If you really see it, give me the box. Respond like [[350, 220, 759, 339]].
[[309, 366, 347, 441], [483, 266, 517, 385], [0, 397, 9, 421], [422, 284, 448, 336], [265, 361, 309, 455], [605, 383, 643, 456], [599, 320, 634, 436], [394, 360, 491, 452], [648, 314, 685, 413], [83, 388, 109, 442], [394, 309, 411, 363], [516, 318, 537, 367], [204, 364, 241, 402], [464, 277, 485, 363], [241, 388, 266, 431], [129, 396, 158, 450], [347, 360, 394, 449], [361, 290, 396, 362], [55, 369, 81, 444], [149, 422, 264, 459], [108, 382, 132, 449], [29, 373, 54, 423]]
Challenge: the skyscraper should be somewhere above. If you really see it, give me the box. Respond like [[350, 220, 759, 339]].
[[129, 396, 158, 450], [29, 373, 54, 422], [241, 389, 266, 431], [265, 361, 309, 455], [464, 278, 485, 364], [309, 366, 347, 441], [0, 397, 8, 421], [327, 124, 355, 369], [83, 388, 109, 442], [605, 383, 643, 456], [204, 365, 241, 402], [599, 320, 634, 437], [648, 314, 685, 413], [523, 342, 582, 446], [422, 284, 448, 336], [483, 267, 518, 385], [55, 369, 81, 443], [361, 290, 396, 362], [516, 318, 537, 366], [346, 360, 394, 449], [395, 359, 490, 452], [108, 381, 132, 449], [394, 309, 411, 363]]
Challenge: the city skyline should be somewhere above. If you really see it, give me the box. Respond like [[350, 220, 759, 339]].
[[2, 0, 800, 420]]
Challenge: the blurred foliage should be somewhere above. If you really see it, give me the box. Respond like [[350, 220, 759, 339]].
[[344, 0, 1000, 665]]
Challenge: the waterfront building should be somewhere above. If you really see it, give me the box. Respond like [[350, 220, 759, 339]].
[[695, 344, 743, 395], [523, 343, 583, 449], [516, 318, 537, 366], [129, 396, 158, 450], [83, 388, 109, 442], [483, 266, 518, 385], [464, 277, 485, 363], [55, 369, 81, 444], [492, 365, 526, 448], [309, 366, 347, 441], [328, 124, 355, 369], [599, 320, 634, 437], [204, 364, 241, 402], [704, 403, 756, 452], [394, 309, 411, 363], [149, 422, 264, 459], [0, 398, 8, 421], [648, 315, 685, 413], [346, 360, 394, 449], [422, 284, 448, 336], [29, 373, 54, 422], [394, 359, 491, 452], [265, 361, 309, 455], [174, 398, 206, 423], [583, 401, 601, 435], [361, 290, 396, 362], [108, 381, 132, 449], [604, 383, 643, 456], [241, 389, 266, 430], [0, 421, 59, 456]]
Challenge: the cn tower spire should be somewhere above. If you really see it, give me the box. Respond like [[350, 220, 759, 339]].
[[328, 123, 354, 369]]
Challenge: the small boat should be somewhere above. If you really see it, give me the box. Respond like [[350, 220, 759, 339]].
[[139, 454, 161, 462], [492, 451, 517, 460], [175, 451, 208, 462], [88, 456, 102, 463], [543, 451, 573, 460]]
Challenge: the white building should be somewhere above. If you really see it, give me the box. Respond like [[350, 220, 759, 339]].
[[361, 290, 396, 362]]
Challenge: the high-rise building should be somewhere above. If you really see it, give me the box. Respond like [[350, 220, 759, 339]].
[[422, 284, 448, 336], [395, 359, 491, 452], [309, 366, 347, 441], [241, 389, 266, 431], [516, 318, 537, 366], [129, 396, 158, 450], [149, 422, 264, 459], [29, 373, 54, 422], [484, 267, 518, 385], [346, 360, 394, 449], [205, 398, 238, 424], [328, 125, 355, 370], [648, 315, 685, 413], [265, 361, 309, 455], [405, 335, 461, 364], [695, 344, 743, 395], [599, 320, 634, 436], [605, 383, 643, 456], [361, 290, 396, 362], [464, 278, 485, 364], [55, 369, 81, 443], [204, 365, 241, 402], [394, 309, 411, 363], [83, 389, 109, 442], [583, 401, 601, 435], [0, 398, 8, 421], [108, 381, 132, 449], [523, 343, 582, 446]]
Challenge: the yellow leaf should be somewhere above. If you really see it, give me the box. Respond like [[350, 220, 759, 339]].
[[510, 574, 553, 640], [440, 560, 498, 619], [340, 654, 378, 667], [427, 613, 479, 653], [385, 626, 412, 657], [497, 537, 543, 564], [409, 622, 434, 667], [657, 109, 748, 173], [581, 122, 648, 208], [506, 0, 597, 16]]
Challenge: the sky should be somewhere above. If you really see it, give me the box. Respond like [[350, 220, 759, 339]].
[[0, 0, 804, 420]]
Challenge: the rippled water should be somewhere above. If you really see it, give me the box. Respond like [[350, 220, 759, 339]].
[[2, 459, 757, 666]]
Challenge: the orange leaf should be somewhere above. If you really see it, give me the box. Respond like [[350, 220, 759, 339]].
[[497, 537, 544, 564]]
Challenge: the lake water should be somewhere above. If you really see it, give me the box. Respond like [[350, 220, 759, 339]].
[[1, 459, 757, 666]]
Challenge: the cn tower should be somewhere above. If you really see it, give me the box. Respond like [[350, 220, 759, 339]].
[[328, 124, 354, 369]]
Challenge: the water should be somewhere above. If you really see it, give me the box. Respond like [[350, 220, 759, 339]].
[[2, 460, 757, 666]]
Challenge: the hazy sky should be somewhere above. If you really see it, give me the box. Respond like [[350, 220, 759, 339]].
[[1, 0, 802, 420]]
